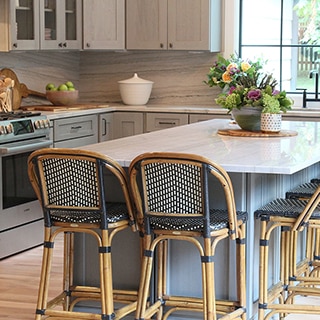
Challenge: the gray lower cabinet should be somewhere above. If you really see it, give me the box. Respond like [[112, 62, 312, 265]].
[[189, 113, 228, 123], [99, 113, 114, 142], [113, 112, 144, 139], [145, 112, 188, 132], [52, 114, 98, 148]]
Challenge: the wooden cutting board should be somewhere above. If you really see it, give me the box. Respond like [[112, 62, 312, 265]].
[[0, 68, 45, 110], [21, 104, 107, 112]]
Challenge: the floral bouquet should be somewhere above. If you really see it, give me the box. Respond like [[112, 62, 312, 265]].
[[204, 54, 293, 114]]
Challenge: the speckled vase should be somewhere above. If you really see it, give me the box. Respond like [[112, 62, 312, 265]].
[[261, 113, 282, 133], [231, 106, 263, 132]]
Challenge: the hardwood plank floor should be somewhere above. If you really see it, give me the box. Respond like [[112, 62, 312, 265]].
[[1, 232, 320, 320], [0, 233, 63, 320]]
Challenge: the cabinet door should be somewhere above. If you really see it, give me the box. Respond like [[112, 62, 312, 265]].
[[99, 113, 114, 142], [9, 0, 40, 50], [40, 0, 82, 50], [83, 0, 125, 50], [168, 0, 209, 50], [126, 0, 167, 50], [146, 113, 188, 132], [113, 112, 143, 139]]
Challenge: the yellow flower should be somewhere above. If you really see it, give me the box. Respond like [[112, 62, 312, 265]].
[[212, 77, 218, 84], [222, 72, 232, 83], [241, 61, 251, 72], [226, 63, 238, 72]]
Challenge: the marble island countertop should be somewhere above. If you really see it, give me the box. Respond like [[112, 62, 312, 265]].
[[80, 119, 320, 175]]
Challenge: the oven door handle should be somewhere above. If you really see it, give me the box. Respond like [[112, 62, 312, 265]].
[[0, 139, 53, 155]]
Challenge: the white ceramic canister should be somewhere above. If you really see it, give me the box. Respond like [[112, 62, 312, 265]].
[[118, 73, 153, 105]]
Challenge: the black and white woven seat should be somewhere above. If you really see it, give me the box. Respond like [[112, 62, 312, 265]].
[[255, 185, 320, 320], [311, 178, 320, 184], [129, 152, 247, 320], [286, 182, 320, 200], [28, 148, 138, 320]]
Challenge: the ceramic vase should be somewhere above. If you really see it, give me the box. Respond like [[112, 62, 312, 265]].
[[261, 113, 282, 133], [231, 106, 263, 132]]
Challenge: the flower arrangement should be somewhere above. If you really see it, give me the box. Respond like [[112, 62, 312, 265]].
[[205, 54, 293, 114]]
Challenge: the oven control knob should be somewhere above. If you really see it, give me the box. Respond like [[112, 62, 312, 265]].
[[6, 124, 13, 134], [0, 125, 5, 135], [45, 119, 50, 128], [34, 120, 44, 129], [34, 120, 40, 129]]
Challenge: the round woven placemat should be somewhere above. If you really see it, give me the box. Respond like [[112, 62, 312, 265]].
[[217, 129, 298, 137]]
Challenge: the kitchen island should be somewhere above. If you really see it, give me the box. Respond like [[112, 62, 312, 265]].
[[75, 119, 320, 319]]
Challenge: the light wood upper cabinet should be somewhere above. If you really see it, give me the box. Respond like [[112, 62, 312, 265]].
[[126, 0, 221, 51], [83, 0, 125, 50], [0, 0, 40, 51], [40, 0, 82, 50]]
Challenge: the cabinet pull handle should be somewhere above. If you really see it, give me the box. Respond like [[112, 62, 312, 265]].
[[159, 121, 176, 125], [102, 119, 107, 136], [71, 126, 82, 130]]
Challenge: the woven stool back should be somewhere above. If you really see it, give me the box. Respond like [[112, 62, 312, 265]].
[[28, 147, 136, 230]]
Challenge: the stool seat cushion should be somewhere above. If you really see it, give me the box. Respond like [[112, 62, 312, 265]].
[[49, 202, 129, 224], [149, 209, 247, 232], [255, 198, 320, 219]]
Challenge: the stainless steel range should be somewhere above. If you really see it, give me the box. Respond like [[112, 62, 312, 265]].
[[0, 111, 52, 259]]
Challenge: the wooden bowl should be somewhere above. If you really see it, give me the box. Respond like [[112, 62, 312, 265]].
[[46, 90, 78, 106]]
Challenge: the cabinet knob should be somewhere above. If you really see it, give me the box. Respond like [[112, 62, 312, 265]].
[[86, 43, 91, 48], [13, 43, 18, 48], [160, 43, 164, 48], [58, 42, 63, 47], [169, 43, 173, 48]]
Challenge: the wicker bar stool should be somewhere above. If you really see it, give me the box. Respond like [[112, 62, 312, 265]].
[[286, 181, 320, 280], [255, 185, 320, 320], [28, 148, 138, 320], [129, 152, 247, 320]]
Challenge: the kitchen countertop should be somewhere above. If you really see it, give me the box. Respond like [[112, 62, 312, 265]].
[[22, 103, 320, 120], [79, 118, 320, 174]]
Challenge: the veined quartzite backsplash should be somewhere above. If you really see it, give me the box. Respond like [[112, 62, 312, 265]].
[[0, 50, 220, 107]]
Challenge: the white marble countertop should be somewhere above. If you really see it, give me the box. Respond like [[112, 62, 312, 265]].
[[79, 119, 320, 175], [29, 103, 320, 120]]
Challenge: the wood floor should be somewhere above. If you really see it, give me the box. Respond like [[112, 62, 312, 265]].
[[0, 233, 63, 320], [1, 232, 320, 320]]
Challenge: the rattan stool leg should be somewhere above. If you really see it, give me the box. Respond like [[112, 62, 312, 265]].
[[35, 227, 54, 320], [204, 237, 216, 320]]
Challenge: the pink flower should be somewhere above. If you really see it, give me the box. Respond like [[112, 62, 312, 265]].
[[247, 89, 262, 101]]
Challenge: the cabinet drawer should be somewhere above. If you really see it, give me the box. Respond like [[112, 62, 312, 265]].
[[146, 113, 188, 132], [54, 115, 98, 142]]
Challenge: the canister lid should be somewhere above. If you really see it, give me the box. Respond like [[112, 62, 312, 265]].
[[118, 73, 153, 84]]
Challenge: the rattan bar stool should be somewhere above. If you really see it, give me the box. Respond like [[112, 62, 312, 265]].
[[255, 185, 320, 320], [129, 152, 247, 320], [28, 148, 138, 320], [286, 182, 320, 279]]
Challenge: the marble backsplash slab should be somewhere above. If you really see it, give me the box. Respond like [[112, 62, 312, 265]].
[[0, 50, 220, 107], [79, 50, 220, 106]]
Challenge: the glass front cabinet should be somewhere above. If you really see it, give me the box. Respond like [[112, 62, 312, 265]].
[[0, 0, 81, 51], [10, 0, 40, 50], [40, 0, 82, 50]]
